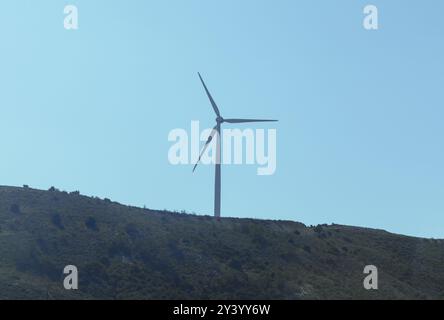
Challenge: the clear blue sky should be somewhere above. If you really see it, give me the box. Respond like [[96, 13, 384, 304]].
[[0, 1, 443, 238]]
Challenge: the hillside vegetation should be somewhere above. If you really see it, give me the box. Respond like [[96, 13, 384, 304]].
[[0, 186, 443, 299]]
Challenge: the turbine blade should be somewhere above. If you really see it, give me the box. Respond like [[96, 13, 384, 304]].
[[198, 73, 221, 117], [224, 118, 278, 124], [192, 125, 218, 172]]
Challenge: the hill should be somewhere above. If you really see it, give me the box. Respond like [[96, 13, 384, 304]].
[[0, 185, 443, 299]]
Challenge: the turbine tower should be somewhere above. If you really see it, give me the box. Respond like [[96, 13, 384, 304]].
[[193, 73, 278, 218]]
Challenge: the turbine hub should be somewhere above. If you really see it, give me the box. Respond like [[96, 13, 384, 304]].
[[216, 116, 224, 123]]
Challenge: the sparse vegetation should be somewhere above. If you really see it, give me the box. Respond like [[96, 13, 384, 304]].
[[0, 185, 443, 300]]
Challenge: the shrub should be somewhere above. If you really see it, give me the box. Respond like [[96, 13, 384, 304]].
[[85, 217, 98, 231], [51, 213, 64, 229], [10, 203, 20, 214]]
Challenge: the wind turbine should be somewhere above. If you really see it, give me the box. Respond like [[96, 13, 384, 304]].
[[193, 73, 278, 218]]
